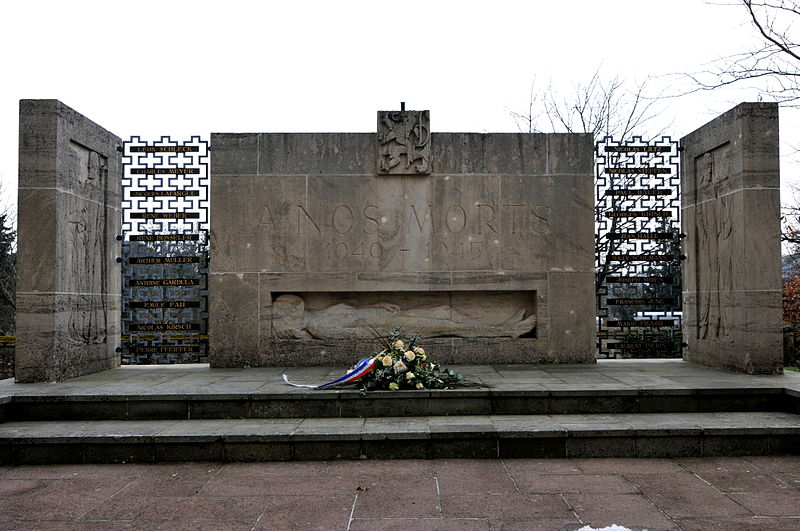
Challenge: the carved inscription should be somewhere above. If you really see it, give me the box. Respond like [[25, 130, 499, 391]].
[[377, 110, 431, 175], [259, 201, 550, 270]]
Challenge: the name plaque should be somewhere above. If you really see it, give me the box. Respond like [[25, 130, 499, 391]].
[[128, 345, 201, 354], [607, 320, 676, 327], [128, 301, 201, 309], [129, 190, 200, 197], [130, 234, 200, 242], [606, 189, 671, 197], [130, 168, 200, 175], [608, 232, 674, 240], [604, 146, 671, 153], [128, 279, 199, 287], [129, 146, 199, 153], [607, 211, 671, 219], [606, 167, 671, 175], [128, 256, 201, 264], [606, 276, 673, 284], [129, 323, 201, 332], [129, 212, 201, 220], [607, 342, 671, 350], [607, 297, 675, 306], [609, 254, 675, 262]]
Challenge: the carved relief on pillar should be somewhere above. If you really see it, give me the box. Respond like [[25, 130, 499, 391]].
[[65, 140, 110, 346], [377, 110, 431, 175], [694, 144, 732, 341]]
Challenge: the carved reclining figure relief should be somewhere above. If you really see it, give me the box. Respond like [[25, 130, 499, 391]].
[[271, 294, 536, 340]]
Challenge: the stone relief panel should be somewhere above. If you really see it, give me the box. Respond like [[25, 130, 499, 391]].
[[68, 140, 108, 194], [63, 140, 109, 346], [377, 110, 431, 175], [271, 291, 536, 340], [694, 143, 733, 341]]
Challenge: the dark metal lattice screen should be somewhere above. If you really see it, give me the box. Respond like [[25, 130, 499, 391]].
[[596, 136, 683, 358], [119, 137, 210, 364]]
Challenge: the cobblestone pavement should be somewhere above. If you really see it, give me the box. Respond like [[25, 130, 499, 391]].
[[2, 457, 800, 530]]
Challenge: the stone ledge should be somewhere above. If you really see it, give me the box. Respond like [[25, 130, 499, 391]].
[[2, 386, 795, 421], [1, 412, 799, 463]]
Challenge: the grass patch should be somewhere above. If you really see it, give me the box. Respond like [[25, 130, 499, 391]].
[[785, 366, 800, 372]]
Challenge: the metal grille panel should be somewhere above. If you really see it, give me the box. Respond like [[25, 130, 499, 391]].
[[120, 137, 209, 364], [596, 136, 683, 358]]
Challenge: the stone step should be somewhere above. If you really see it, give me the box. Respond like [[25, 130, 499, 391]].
[[3, 387, 796, 422], [1, 412, 799, 464]]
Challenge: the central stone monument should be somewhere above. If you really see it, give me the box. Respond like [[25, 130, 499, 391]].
[[209, 110, 595, 366]]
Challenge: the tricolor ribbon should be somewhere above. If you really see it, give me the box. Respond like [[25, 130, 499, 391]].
[[282, 357, 377, 389]]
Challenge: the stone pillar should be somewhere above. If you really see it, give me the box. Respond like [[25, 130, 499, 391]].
[[681, 102, 782, 374], [16, 100, 122, 382]]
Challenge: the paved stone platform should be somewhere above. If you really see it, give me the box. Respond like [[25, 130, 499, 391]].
[[2, 457, 800, 530], [4, 359, 800, 399]]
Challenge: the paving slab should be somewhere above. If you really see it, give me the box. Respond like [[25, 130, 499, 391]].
[[565, 493, 679, 530], [0, 457, 798, 528]]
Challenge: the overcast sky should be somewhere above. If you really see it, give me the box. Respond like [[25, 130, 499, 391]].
[[1, 0, 796, 219]]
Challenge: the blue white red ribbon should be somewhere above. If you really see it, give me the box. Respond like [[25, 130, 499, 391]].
[[282, 357, 377, 389]]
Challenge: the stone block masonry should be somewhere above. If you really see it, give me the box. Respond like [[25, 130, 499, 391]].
[[681, 102, 782, 374], [209, 120, 596, 367], [16, 100, 121, 382]]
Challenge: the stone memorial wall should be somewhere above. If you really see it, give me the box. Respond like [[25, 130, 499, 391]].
[[209, 111, 596, 366], [13, 101, 782, 380]]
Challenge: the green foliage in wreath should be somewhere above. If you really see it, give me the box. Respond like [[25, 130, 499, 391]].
[[356, 328, 475, 393]]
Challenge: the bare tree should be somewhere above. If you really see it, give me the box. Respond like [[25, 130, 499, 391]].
[[693, 3, 800, 274], [0, 204, 15, 335], [690, 1, 800, 104], [510, 70, 667, 138], [510, 71, 675, 302]]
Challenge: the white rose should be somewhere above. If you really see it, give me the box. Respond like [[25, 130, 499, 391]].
[[415, 382, 425, 389], [405, 372, 415, 380], [393, 360, 407, 373], [414, 347, 425, 355], [382, 355, 393, 367], [393, 339, 405, 350], [404, 350, 416, 362]]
